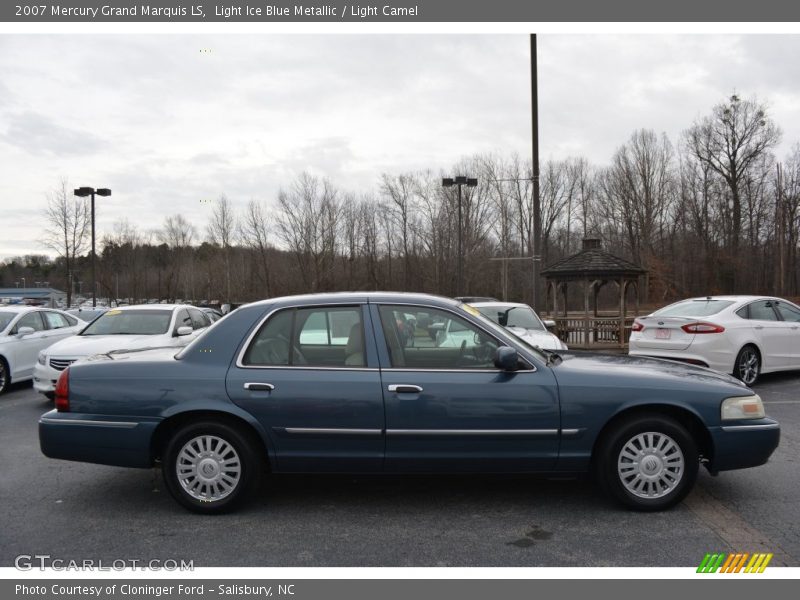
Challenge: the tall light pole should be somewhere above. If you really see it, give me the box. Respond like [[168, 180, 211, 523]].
[[74, 187, 111, 308], [530, 33, 542, 312], [442, 176, 478, 295]]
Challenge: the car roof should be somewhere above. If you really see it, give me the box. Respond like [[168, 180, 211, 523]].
[[246, 292, 461, 309], [0, 305, 44, 313], [103, 304, 186, 311], [674, 295, 778, 304], [469, 301, 531, 309]]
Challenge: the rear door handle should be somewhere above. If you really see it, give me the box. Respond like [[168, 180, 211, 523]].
[[388, 384, 423, 393], [754, 325, 764, 330], [244, 382, 275, 391]]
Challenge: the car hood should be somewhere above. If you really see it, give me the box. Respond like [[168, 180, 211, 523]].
[[45, 334, 171, 358], [553, 351, 748, 390], [506, 326, 563, 350]]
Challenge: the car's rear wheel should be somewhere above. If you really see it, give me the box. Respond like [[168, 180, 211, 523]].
[[734, 345, 760, 386], [162, 421, 262, 514], [0, 357, 9, 395], [595, 414, 698, 511]]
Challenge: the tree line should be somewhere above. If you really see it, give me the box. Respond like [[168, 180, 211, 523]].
[[3, 93, 799, 311]]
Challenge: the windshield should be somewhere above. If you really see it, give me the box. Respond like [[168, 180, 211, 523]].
[[460, 303, 549, 360], [653, 299, 735, 318], [81, 309, 173, 336], [0, 312, 16, 331], [476, 304, 545, 331]]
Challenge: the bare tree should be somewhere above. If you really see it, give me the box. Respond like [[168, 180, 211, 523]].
[[160, 214, 197, 300], [240, 200, 274, 298], [41, 178, 90, 307], [206, 195, 237, 302], [686, 94, 781, 290]]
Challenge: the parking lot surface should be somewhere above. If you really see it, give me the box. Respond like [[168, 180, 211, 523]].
[[1, 374, 798, 567]]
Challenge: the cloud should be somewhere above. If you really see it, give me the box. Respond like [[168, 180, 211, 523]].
[[1, 111, 107, 157]]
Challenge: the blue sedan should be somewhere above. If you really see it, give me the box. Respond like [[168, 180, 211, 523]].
[[39, 292, 780, 513]]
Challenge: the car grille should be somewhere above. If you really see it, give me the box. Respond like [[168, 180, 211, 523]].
[[49, 358, 76, 371]]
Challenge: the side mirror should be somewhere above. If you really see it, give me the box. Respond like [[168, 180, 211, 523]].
[[176, 326, 193, 336], [16, 326, 35, 338], [494, 346, 519, 372], [543, 319, 556, 330]]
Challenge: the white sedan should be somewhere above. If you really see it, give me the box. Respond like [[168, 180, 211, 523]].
[[629, 295, 800, 385], [470, 301, 568, 351], [0, 306, 86, 394], [33, 304, 211, 398]]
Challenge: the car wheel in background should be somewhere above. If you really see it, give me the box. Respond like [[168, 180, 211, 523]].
[[0, 357, 9, 395], [734, 345, 761, 386], [162, 420, 263, 514], [595, 414, 698, 511]]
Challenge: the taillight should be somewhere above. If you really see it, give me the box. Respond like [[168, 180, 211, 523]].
[[54, 368, 69, 412], [631, 319, 644, 332], [681, 322, 725, 334]]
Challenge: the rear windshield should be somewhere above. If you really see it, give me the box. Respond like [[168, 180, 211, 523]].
[[653, 299, 734, 318], [81, 309, 172, 335]]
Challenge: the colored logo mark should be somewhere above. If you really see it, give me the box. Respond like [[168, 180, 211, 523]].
[[697, 552, 773, 573]]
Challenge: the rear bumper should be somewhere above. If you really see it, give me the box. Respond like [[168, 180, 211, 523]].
[[628, 341, 734, 374], [707, 419, 780, 473], [39, 409, 159, 468]]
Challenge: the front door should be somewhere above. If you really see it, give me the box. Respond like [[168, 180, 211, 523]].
[[226, 304, 385, 472], [372, 304, 560, 473]]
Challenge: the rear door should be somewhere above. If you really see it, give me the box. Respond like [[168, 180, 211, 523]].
[[773, 300, 800, 368], [226, 303, 385, 472], [743, 300, 785, 369]]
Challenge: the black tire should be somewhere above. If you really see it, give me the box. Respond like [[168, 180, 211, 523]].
[[0, 356, 9, 395], [162, 420, 264, 514], [733, 345, 761, 386], [595, 414, 699, 511]]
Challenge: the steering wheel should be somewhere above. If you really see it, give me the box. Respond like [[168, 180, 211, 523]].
[[457, 339, 468, 365]]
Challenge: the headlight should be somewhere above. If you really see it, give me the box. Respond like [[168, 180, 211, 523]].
[[37, 351, 46, 366], [721, 395, 765, 420]]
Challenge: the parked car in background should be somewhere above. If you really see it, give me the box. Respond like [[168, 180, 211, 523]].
[[201, 307, 224, 323], [40, 292, 778, 514], [629, 295, 800, 385], [66, 307, 108, 324], [470, 301, 568, 351], [33, 304, 211, 399], [0, 307, 85, 394]]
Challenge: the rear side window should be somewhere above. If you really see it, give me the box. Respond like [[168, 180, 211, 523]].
[[243, 306, 365, 368], [776, 301, 800, 323], [746, 301, 779, 321], [653, 299, 734, 317]]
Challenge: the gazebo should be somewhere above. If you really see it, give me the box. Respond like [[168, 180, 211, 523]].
[[541, 238, 646, 349]]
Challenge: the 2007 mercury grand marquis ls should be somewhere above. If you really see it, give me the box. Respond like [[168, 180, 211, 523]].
[[39, 292, 780, 513]]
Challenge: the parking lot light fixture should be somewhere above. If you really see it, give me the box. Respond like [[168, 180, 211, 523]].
[[73, 186, 112, 308], [442, 175, 478, 295]]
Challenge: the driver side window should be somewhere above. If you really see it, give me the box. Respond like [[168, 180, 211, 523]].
[[378, 305, 499, 370]]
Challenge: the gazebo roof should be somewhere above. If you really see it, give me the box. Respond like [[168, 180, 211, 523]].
[[541, 238, 646, 280]]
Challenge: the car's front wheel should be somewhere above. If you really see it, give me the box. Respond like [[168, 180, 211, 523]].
[[0, 357, 9, 395], [162, 420, 263, 514], [596, 414, 699, 511], [734, 345, 761, 386]]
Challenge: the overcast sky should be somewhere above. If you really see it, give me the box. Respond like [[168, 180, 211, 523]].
[[1, 34, 799, 259]]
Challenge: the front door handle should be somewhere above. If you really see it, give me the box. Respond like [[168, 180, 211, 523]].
[[754, 325, 764, 330], [244, 382, 275, 392], [388, 384, 423, 393]]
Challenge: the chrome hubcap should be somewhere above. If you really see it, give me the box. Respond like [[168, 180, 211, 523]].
[[738, 350, 759, 385], [617, 432, 684, 499], [0, 362, 6, 389], [177, 435, 241, 502]]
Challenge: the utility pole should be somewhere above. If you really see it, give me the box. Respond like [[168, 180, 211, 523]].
[[531, 33, 542, 312]]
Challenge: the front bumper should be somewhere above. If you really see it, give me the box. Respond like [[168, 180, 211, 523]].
[[39, 409, 160, 468], [32, 362, 60, 394], [707, 418, 780, 474]]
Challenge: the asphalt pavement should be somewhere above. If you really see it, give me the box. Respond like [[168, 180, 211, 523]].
[[1, 373, 798, 567]]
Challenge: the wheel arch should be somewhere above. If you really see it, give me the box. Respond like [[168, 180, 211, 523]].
[[590, 403, 714, 466], [150, 409, 273, 470]]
